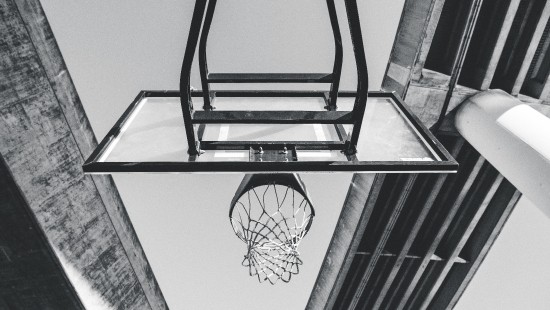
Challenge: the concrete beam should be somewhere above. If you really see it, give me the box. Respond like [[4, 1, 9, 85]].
[[511, 1, 550, 95], [0, 155, 84, 309], [0, 0, 167, 308], [382, 0, 444, 97], [480, 0, 522, 90], [306, 174, 384, 310]]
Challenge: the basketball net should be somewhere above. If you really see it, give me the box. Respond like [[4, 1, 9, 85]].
[[230, 180, 314, 284]]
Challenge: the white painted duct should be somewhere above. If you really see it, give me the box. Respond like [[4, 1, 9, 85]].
[[455, 89, 550, 215]]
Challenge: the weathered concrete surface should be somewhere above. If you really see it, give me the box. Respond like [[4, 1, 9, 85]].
[[382, 0, 444, 97], [0, 0, 167, 308], [0, 155, 84, 309], [406, 70, 479, 128], [383, 0, 550, 127]]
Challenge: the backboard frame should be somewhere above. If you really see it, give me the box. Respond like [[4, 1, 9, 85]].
[[82, 90, 458, 174]]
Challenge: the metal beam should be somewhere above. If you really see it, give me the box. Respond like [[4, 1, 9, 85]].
[[198, 0, 217, 109], [343, 0, 369, 153], [199, 140, 346, 151], [179, 0, 208, 155], [326, 0, 343, 109], [480, 0, 522, 90], [419, 171, 504, 310], [371, 174, 448, 310], [433, 184, 521, 309], [348, 174, 419, 310], [207, 73, 334, 83], [434, 0, 484, 130], [192, 110, 354, 124], [396, 151, 485, 310]]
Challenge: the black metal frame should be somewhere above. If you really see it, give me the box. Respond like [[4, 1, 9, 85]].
[[82, 90, 458, 174], [179, 0, 369, 156]]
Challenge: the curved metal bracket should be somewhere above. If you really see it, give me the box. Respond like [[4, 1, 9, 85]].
[[343, 0, 369, 149], [199, 0, 217, 110], [326, 0, 343, 110], [179, 0, 208, 155]]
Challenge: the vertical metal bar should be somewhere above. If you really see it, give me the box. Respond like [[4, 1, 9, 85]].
[[322, 92, 357, 162], [199, 0, 218, 110], [305, 174, 386, 310], [433, 0, 484, 131], [326, 0, 343, 110], [344, 0, 369, 154], [180, 0, 208, 155]]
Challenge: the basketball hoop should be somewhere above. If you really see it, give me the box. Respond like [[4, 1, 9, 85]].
[[229, 174, 315, 284], [80, 0, 459, 289]]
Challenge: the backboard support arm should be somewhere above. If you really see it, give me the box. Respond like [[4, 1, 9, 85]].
[[344, 0, 369, 155], [180, 0, 208, 156], [326, 0, 343, 111], [180, 0, 369, 157], [199, 0, 217, 110]]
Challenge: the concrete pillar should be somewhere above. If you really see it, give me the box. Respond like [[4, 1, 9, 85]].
[[0, 0, 167, 308]]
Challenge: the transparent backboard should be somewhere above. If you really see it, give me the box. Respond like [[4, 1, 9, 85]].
[[83, 91, 457, 173]]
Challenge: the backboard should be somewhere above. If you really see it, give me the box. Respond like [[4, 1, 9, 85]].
[[83, 90, 457, 173]]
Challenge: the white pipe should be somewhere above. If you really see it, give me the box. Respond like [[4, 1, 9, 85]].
[[455, 89, 550, 215]]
